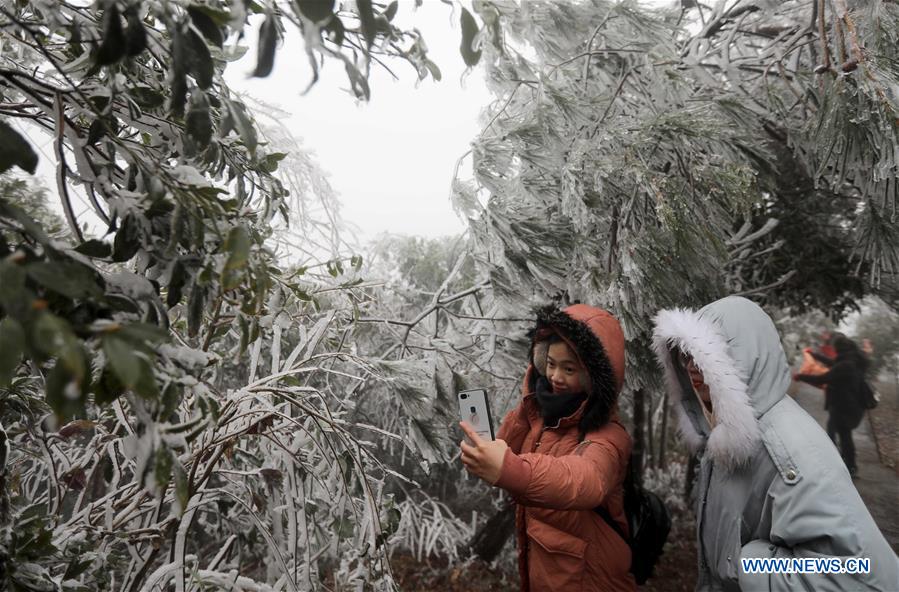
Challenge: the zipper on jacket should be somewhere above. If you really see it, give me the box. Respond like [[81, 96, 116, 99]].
[[574, 440, 592, 455], [699, 461, 714, 572], [534, 417, 566, 451]]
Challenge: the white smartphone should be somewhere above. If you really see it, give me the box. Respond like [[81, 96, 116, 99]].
[[458, 388, 495, 441]]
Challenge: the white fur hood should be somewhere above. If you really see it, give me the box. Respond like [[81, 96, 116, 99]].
[[652, 296, 793, 470]]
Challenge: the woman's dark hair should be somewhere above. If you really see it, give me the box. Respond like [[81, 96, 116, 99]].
[[833, 335, 852, 353], [532, 333, 562, 377], [833, 335, 870, 371]]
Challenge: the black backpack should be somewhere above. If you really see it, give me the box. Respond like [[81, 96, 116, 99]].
[[595, 459, 672, 585], [858, 379, 878, 410]]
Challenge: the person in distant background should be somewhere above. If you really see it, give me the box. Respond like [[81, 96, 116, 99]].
[[794, 335, 867, 477], [862, 337, 874, 357], [818, 329, 837, 360]]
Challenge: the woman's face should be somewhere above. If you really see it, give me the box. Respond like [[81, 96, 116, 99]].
[[679, 350, 712, 407], [546, 341, 584, 394]]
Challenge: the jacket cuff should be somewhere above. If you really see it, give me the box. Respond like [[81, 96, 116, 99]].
[[494, 448, 531, 496]]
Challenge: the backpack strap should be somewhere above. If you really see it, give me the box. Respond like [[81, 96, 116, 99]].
[[580, 425, 633, 546], [595, 504, 630, 545], [594, 456, 635, 546]]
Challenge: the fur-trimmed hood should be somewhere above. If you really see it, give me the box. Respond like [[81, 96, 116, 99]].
[[652, 296, 792, 470], [523, 304, 625, 434]]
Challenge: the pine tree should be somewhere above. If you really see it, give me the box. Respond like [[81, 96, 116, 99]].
[[455, 1, 899, 552], [456, 0, 899, 400]]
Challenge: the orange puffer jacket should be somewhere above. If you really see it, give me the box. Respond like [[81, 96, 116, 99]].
[[495, 304, 636, 592]]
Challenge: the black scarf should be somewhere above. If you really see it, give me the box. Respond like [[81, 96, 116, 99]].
[[535, 377, 587, 428]]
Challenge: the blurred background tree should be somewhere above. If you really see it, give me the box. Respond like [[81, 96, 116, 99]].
[[849, 297, 899, 376]]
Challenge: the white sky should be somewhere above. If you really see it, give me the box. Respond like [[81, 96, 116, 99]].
[[19, 1, 491, 243], [22, 1, 674, 243], [224, 1, 493, 242]]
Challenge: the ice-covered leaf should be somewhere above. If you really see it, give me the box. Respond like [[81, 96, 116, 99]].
[[103, 334, 158, 398], [186, 28, 214, 89], [0, 317, 25, 387], [93, 366, 125, 406], [63, 555, 96, 581], [252, 13, 278, 78], [459, 7, 481, 67], [32, 313, 76, 359], [96, 4, 126, 65], [173, 457, 189, 514], [116, 322, 169, 345], [425, 59, 442, 81], [26, 261, 103, 300], [46, 358, 87, 420], [0, 198, 47, 243], [58, 419, 96, 439], [259, 152, 287, 173], [226, 99, 258, 155], [103, 335, 141, 388], [187, 4, 231, 27], [74, 239, 112, 258], [112, 213, 141, 262], [154, 446, 173, 491], [170, 164, 213, 187], [384, 1, 398, 21], [357, 0, 377, 49], [297, 0, 335, 23], [0, 260, 26, 314], [186, 91, 213, 145], [124, 7, 147, 56], [0, 120, 39, 174], [221, 225, 251, 290], [167, 259, 188, 307], [188, 6, 225, 48], [324, 15, 345, 45], [187, 282, 206, 338], [129, 86, 166, 109]]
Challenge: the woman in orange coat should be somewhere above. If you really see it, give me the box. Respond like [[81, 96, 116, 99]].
[[460, 304, 635, 591]]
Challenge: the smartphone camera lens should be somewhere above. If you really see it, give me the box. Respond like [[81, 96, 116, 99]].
[[460, 393, 468, 399], [470, 406, 476, 413]]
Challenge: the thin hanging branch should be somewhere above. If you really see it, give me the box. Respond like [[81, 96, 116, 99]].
[[833, 0, 862, 64], [582, 8, 616, 90], [817, 0, 831, 72], [53, 92, 84, 244]]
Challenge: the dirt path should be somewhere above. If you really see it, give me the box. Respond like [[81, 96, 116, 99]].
[[791, 383, 899, 553]]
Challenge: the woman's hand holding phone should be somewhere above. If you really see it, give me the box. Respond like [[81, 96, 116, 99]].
[[459, 421, 508, 485]]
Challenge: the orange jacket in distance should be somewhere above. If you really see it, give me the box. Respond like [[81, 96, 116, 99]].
[[495, 304, 636, 592]]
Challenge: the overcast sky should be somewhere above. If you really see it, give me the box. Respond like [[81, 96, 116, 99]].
[[225, 1, 493, 242], [23, 1, 672, 243]]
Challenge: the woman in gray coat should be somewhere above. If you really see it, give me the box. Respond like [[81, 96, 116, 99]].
[[653, 296, 898, 591]]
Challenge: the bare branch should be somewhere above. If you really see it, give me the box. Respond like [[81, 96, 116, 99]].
[[53, 92, 84, 243]]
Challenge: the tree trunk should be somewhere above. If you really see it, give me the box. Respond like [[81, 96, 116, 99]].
[[646, 390, 655, 469], [658, 390, 669, 470], [632, 388, 646, 487], [466, 501, 516, 562]]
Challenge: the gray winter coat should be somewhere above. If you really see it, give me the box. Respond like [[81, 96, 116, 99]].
[[653, 296, 898, 591]]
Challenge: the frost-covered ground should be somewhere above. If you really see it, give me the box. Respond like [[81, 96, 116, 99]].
[[793, 382, 899, 552], [870, 380, 899, 474]]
